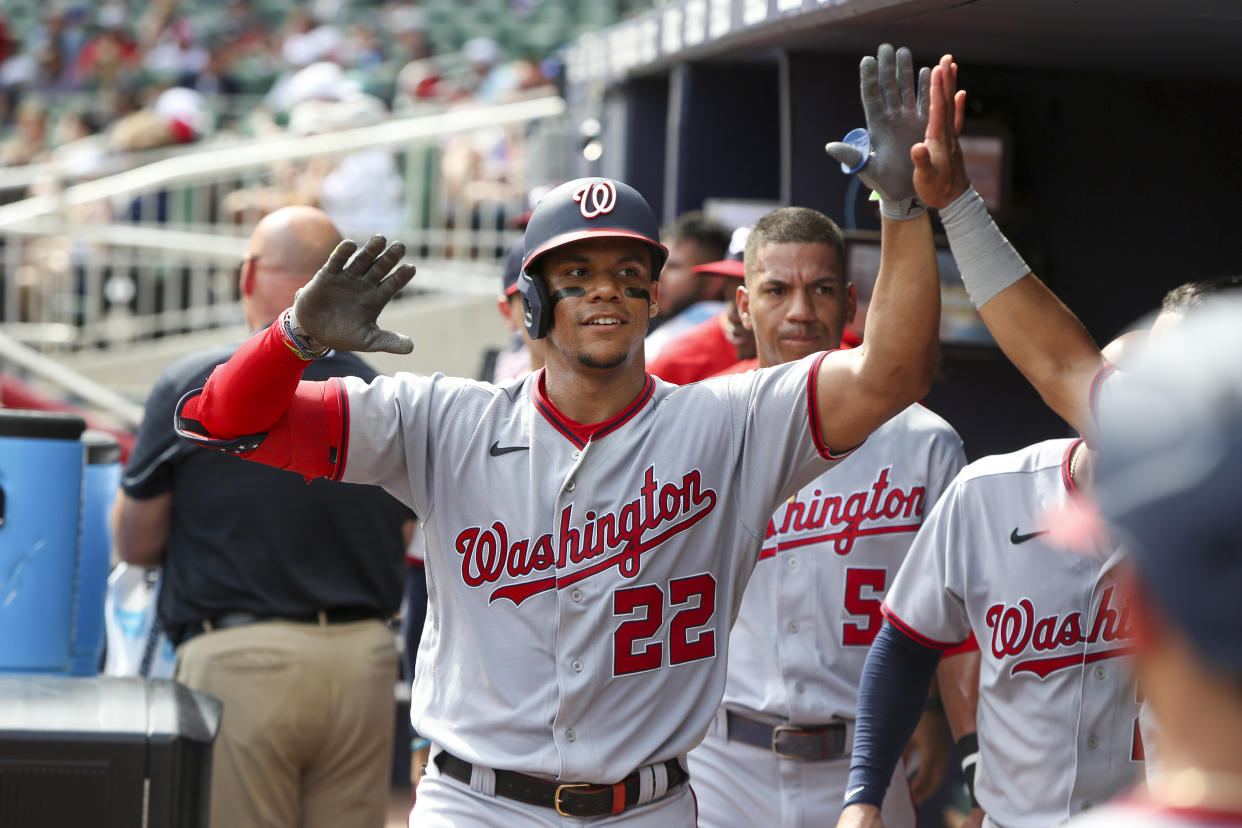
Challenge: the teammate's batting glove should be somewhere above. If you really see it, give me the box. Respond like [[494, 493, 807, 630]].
[[825, 44, 930, 220], [288, 235, 417, 354]]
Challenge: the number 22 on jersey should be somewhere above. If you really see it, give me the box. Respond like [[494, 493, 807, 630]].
[[612, 573, 717, 675]]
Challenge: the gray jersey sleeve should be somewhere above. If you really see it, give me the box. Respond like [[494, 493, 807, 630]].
[[719, 351, 853, 538], [336, 371, 480, 518], [925, 430, 968, 511], [882, 472, 973, 648]]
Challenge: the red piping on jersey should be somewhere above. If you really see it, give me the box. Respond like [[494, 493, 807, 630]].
[[1148, 803, 1242, 824], [805, 351, 857, 460], [758, 522, 922, 559], [1102, 794, 1242, 825], [1010, 644, 1133, 679], [1088, 362, 1119, 422], [881, 603, 965, 651], [944, 631, 980, 658], [532, 369, 655, 448], [331, 377, 348, 481], [1061, 437, 1085, 498]]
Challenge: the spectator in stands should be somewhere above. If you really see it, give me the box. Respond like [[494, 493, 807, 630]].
[[112, 206, 413, 828], [491, 239, 546, 382], [645, 210, 731, 358], [647, 226, 757, 385], [0, 96, 47, 165], [69, 8, 140, 91]]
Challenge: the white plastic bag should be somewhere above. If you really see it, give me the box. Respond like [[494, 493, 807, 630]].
[[102, 563, 176, 679]]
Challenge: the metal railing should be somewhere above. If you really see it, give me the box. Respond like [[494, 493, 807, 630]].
[[0, 95, 569, 354]]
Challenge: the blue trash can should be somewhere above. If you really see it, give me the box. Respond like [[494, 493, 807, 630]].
[[71, 431, 122, 675], [0, 410, 87, 673]]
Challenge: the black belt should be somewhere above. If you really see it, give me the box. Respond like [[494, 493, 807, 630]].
[[434, 750, 687, 818], [176, 607, 387, 646], [726, 710, 848, 761]]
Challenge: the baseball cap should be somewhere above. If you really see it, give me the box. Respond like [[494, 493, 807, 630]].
[[1091, 296, 1242, 677], [501, 240, 524, 297], [691, 226, 749, 279]]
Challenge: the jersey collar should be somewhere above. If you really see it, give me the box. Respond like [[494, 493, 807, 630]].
[[532, 369, 655, 449]]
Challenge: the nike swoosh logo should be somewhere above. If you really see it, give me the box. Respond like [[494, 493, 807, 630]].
[[845, 786, 865, 801], [1010, 528, 1049, 545], [489, 441, 529, 457]]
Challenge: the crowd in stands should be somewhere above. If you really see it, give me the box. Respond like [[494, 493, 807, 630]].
[[0, 0, 649, 181]]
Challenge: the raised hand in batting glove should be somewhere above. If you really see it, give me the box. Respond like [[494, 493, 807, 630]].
[[825, 44, 930, 220], [288, 235, 416, 355]]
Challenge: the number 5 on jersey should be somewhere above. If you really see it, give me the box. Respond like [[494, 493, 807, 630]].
[[844, 567, 888, 646], [612, 574, 717, 676]]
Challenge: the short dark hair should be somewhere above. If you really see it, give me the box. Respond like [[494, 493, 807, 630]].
[[744, 207, 845, 283], [663, 211, 730, 261], [1162, 275, 1242, 313]]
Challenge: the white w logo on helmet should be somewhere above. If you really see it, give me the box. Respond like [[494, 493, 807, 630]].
[[572, 180, 618, 219]]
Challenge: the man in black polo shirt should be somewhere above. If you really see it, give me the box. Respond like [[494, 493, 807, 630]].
[[113, 206, 413, 828]]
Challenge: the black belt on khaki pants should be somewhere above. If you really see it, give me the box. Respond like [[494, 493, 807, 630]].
[[433, 750, 688, 818], [175, 607, 387, 646], [726, 710, 848, 761]]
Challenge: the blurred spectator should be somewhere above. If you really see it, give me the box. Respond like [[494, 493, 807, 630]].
[[0, 97, 48, 165], [70, 11, 140, 90], [645, 211, 731, 358], [143, 19, 210, 86], [109, 87, 208, 152], [647, 227, 757, 385], [489, 239, 546, 382]]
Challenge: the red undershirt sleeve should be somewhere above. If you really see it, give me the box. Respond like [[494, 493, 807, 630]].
[[173, 317, 346, 481]]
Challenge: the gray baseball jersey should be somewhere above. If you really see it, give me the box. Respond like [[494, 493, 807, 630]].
[[719, 403, 965, 724], [688, 404, 963, 828], [884, 438, 1144, 827], [339, 352, 846, 784]]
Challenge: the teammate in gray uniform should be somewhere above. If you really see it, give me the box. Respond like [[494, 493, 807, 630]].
[[1064, 298, 1242, 828], [835, 52, 1236, 828], [172, 45, 960, 827], [686, 204, 966, 828]]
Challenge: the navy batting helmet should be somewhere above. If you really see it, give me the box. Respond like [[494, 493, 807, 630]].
[[517, 177, 668, 339]]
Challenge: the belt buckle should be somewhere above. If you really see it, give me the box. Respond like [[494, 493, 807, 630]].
[[554, 782, 590, 817], [771, 724, 805, 760]]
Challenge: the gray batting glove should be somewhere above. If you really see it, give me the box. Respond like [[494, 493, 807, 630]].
[[288, 235, 417, 354], [825, 44, 931, 220]]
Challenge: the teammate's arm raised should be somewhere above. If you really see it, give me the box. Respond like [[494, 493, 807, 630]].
[[814, 50, 953, 453], [910, 71, 1102, 435]]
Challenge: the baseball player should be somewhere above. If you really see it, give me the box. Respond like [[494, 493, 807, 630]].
[[173, 45, 952, 827], [838, 272, 1242, 828], [1065, 298, 1242, 828], [686, 203, 967, 828], [833, 56, 1242, 828]]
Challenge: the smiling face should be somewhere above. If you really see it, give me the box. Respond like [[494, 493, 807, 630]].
[[539, 236, 659, 372], [739, 241, 855, 368]]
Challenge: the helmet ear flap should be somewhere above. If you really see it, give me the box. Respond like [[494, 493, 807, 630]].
[[518, 270, 552, 339]]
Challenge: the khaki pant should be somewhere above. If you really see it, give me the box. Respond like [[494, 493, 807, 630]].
[[175, 619, 399, 828]]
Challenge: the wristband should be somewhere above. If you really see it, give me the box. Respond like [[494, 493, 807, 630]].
[[878, 193, 927, 222], [938, 186, 1030, 307], [279, 308, 330, 361], [957, 732, 980, 807]]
